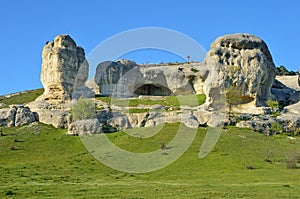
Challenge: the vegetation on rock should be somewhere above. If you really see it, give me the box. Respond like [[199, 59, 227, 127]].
[[71, 97, 96, 121]]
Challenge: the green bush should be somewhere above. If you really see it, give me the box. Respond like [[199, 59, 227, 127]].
[[266, 100, 279, 109], [270, 122, 283, 134], [190, 68, 199, 73], [71, 97, 96, 121]]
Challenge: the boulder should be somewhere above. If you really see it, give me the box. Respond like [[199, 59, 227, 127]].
[[15, 107, 37, 127], [277, 102, 300, 132], [204, 33, 276, 109], [0, 108, 16, 127], [38, 35, 89, 104], [68, 119, 102, 135], [35, 109, 71, 129], [0, 106, 37, 127], [180, 113, 200, 128], [107, 112, 132, 131], [236, 115, 277, 135]]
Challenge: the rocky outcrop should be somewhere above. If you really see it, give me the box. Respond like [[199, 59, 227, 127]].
[[275, 75, 300, 91], [0, 105, 37, 127], [26, 101, 71, 128], [204, 33, 276, 109], [0, 108, 16, 127], [95, 60, 137, 96], [15, 107, 37, 127], [271, 79, 296, 106], [277, 102, 300, 132], [68, 119, 102, 135], [38, 35, 89, 104], [94, 60, 208, 98], [236, 115, 278, 135]]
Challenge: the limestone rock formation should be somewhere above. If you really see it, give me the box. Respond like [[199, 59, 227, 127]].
[[0, 108, 16, 127], [94, 60, 207, 98], [236, 115, 277, 135], [95, 60, 137, 96], [68, 119, 102, 135], [277, 102, 300, 132], [204, 33, 276, 109], [26, 101, 71, 128], [0, 105, 37, 127], [38, 35, 89, 104], [271, 79, 296, 106], [15, 107, 37, 127], [275, 75, 300, 91]]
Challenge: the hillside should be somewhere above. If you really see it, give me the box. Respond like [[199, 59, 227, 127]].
[[1, 122, 300, 198]]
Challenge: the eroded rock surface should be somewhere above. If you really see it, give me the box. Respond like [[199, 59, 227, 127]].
[[204, 33, 276, 109], [95, 60, 208, 98], [0, 105, 37, 127], [38, 35, 89, 104]]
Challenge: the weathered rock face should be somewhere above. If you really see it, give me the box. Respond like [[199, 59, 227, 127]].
[[271, 79, 296, 106], [15, 107, 37, 127], [94, 60, 207, 98], [277, 102, 300, 132], [26, 101, 71, 128], [38, 35, 88, 104], [0, 108, 16, 127], [204, 33, 276, 108], [68, 119, 102, 135], [0, 105, 37, 127], [95, 60, 136, 96]]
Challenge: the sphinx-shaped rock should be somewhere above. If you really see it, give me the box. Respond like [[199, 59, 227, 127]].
[[38, 35, 88, 104], [204, 33, 276, 109]]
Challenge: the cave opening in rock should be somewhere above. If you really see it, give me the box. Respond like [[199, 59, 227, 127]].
[[134, 84, 173, 96]]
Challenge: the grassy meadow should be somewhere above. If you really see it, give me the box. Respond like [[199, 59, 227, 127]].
[[1, 123, 300, 198], [0, 89, 300, 198]]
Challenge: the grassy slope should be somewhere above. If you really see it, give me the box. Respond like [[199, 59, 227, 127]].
[[0, 123, 300, 198], [0, 89, 44, 107], [97, 94, 206, 107]]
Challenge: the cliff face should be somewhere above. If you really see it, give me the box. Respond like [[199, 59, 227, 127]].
[[38, 35, 88, 104]]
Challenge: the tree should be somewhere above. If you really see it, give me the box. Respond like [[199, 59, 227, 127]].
[[276, 65, 297, 76], [71, 97, 96, 121], [187, 55, 191, 63]]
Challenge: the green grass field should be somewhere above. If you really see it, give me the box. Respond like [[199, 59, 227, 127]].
[[96, 94, 206, 109], [0, 89, 44, 107], [1, 123, 300, 198]]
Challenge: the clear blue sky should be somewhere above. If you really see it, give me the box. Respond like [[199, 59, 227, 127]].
[[0, 0, 299, 95]]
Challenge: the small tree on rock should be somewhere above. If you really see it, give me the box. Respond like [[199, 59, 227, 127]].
[[71, 97, 96, 121]]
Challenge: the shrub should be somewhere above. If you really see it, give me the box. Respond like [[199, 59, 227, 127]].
[[286, 154, 299, 169], [71, 97, 96, 121], [190, 68, 199, 73], [266, 100, 279, 109], [293, 128, 300, 137], [270, 122, 283, 134]]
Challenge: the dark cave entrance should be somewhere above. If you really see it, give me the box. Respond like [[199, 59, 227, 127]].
[[134, 84, 173, 96]]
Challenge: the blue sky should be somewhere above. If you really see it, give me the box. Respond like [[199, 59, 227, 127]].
[[0, 0, 299, 95]]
